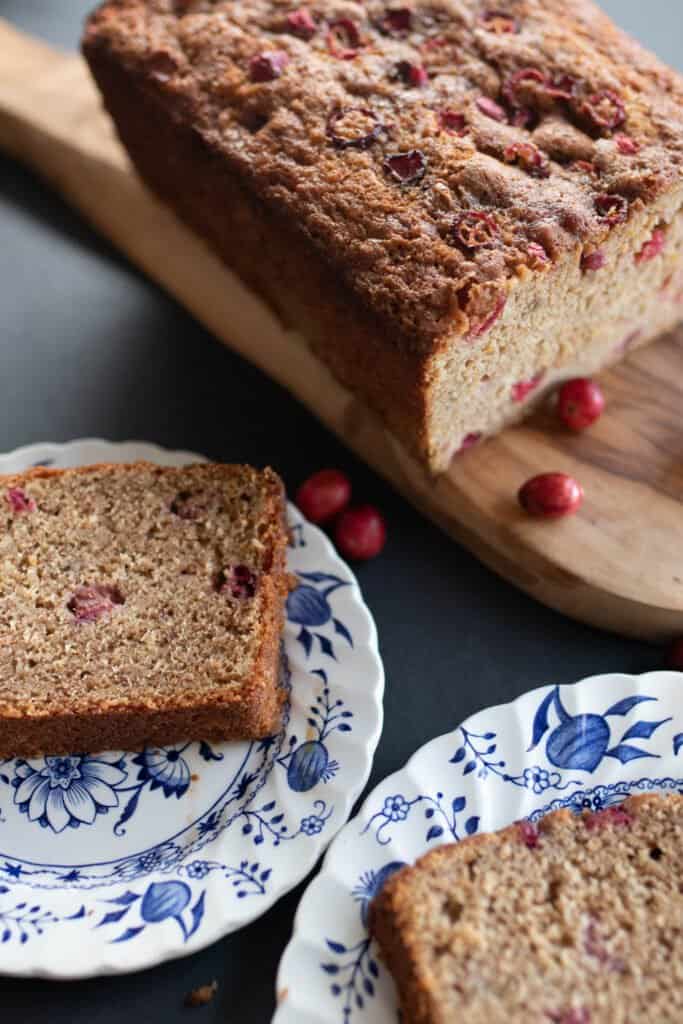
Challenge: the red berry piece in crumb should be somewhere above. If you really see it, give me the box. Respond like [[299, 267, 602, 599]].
[[384, 149, 427, 184], [286, 7, 316, 39], [512, 372, 544, 403], [439, 109, 467, 135], [480, 9, 519, 33], [615, 133, 640, 155], [503, 142, 550, 178], [557, 378, 605, 431], [584, 806, 633, 831], [665, 637, 683, 671], [546, 1010, 591, 1024], [518, 473, 584, 519], [468, 293, 507, 339], [570, 160, 598, 177], [7, 487, 36, 514], [327, 18, 361, 58], [476, 96, 507, 122], [595, 193, 628, 225], [396, 60, 428, 87], [335, 505, 386, 561], [457, 432, 482, 454], [296, 469, 351, 525], [502, 67, 546, 107], [517, 820, 540, 849], [326, 107, 382, 149], [635, 227, 666, 264], [545, 74, 577, 100], [380, 7, 413, 35], [581, 249, 606, 272], [452, 211, 499, 249], [581, 89, 625, 131], [527, 242, 549, 268], [216, 564, 257, 599], [248, 51, 289, 82], [68, 584, 125, 624]]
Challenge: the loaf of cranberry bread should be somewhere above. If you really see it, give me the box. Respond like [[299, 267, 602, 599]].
[[370, 794, 683, 1023], [83, 1, 683, 473], [0, 462, 289, 756]]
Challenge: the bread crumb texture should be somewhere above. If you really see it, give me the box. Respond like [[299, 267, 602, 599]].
[[370, 794, 683, 1023]]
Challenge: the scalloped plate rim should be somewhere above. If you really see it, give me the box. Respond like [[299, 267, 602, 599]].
[[274, 669, 683, 1023], [0, 439, 385, 979]]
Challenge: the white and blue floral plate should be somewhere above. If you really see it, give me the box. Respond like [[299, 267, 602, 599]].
[[275, 670, 683, 1023], [0, 439, 384, 978]]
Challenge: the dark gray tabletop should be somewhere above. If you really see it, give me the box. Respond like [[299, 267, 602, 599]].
[[0, 1, 676, 1019]]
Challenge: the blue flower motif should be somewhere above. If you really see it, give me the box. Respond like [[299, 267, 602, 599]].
[[522, 765, 551, 794], [131, 747, 191, 798], [13, 754, 127, 834], [140, 881, 191, 923], [382, 795, 410, 822], [185, 860, 210, 880], [300, 814, 325, 836]]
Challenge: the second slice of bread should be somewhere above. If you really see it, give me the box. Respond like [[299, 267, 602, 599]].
[[0, 461, 289, 756]]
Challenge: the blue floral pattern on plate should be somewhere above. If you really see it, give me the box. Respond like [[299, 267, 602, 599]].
[[274, 670, 683, 1024], [0, 440, 384, 978]]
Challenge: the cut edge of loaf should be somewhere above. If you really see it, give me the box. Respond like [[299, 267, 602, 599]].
[[0, 460, 290, 757], [368, 792, 680, 1024], [82, 4, 683, 474]]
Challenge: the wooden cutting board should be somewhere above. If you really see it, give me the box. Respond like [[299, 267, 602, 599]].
[[1, 19, 681, 641]]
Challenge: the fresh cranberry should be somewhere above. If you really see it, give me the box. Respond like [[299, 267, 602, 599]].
[[286, 8, 316, 39], [518, 820, 540, 849], [584, 806, 633, 831], [503, 142, 550, 178], [396, 60, 428, 87], [68, 584, 125, 623], [457, 432, 482, 454], [527, 242, 549, 267], [479, 9, 519, 33], [512, 372, 544, 403], [557, 378, 605, 431], [384, 150, 427, 184], [581, 89, 625, 131], [335, 505, 386, 561], [439, 109, 467, 135], [7, 487, 36, 514], [595, 193, 628, 225], [615, 133, 640, 155], [379, 7, 412, 34], [452, 211, 499, 249], [216, 564, 257, 599], [665, 637, 683, 670], [170, 490, 205, 520], [326, 107, 382, 149], [327, 18, 361, 58], [296, 469, 351, 524], [469, 293, 506, 339], [635, 227, 666, 264], [476, 96, 507, 122], [581, 249, 606, 272], [518, 473, 584, 519], [511, 106, 538, 129]]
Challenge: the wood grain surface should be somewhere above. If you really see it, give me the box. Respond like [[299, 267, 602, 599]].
[[0, 19, 681, 641]]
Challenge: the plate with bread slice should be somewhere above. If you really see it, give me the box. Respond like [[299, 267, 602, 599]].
[[0, 439, 384, 978], [275, 671, 683, 1023]]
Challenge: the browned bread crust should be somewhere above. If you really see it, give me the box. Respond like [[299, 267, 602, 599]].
[[82, 2, 683, 470], [0, 461, 289, 756], [370, 793, 683, 1023]]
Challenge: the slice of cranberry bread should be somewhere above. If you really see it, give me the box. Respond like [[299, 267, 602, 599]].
[[0, 461, 289, 756], [83, 1, 683, 473], [370, 794, 683, 1023]]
